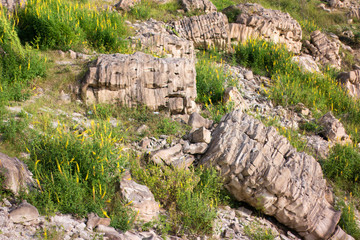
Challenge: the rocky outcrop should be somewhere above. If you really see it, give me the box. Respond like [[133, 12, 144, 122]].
[[1, 0, 25, 10], [130, 19, 195, 60], [318, 112, 351, 144], [0, 152, 34, 195], [114, 0, 140, 10], [224, 3, 302, 53], [81, 52, 197, 114], [170, 12, 229, 49], [304, 31, 341, 69], [337, 70, 360, 99], [323, 0, 351, 8], [292, 54, 321, 73], [200, 110, 350, 240], [119, 171, 160, 222], [180, 0, 217, 13], [348, 6, 360, 18], [223, 86, 248, 111]]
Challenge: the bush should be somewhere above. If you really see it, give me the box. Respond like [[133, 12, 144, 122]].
[[17, 0, 129, 53], [336, 200, 360, 239], [25, 120, 134, 230], [0, 7, 46, 103], [131, 161, 222, 235]]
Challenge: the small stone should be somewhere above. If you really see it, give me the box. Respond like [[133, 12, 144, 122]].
[[9, 201, 39, 223], [188, 112, 213, 129], [68, 50, 77, 59], [190, 127, 211, 144], [183, 142, 208, 154], [244, 71, 254, 80], [139, 137, 152, 149], [96, 225, 122, 239], [136, 125, 149, 135]]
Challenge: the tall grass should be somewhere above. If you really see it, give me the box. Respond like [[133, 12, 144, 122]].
[[0, 7, 46, 103], [17, 0, 129, 52]]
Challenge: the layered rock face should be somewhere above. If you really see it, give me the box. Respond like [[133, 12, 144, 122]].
[[200, 110, 349, 240], [180, 0, 217, 13], [304, 30, 341, 69], [0, 152, 34, 195], [81, 52, 197, 114], [170, 12, 229, 49], [130, 19, 195, 60], [224, 3, 302, 53], [338, 69, 360, 98]]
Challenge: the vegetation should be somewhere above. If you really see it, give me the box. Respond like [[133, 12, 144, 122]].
[[244, 221, 276, 240], [336, 200, 360, 239]]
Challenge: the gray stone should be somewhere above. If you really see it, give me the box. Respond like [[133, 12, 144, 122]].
[[223, 87, 248, 112], [190, 127, 211, 144], [188, 112, 213, 129], [87, 213, 110, 230], [180, 0, 217, 13], [292, 55, 321, 73], [9, 201, 39, 223], [337, 70, 360, 99], [318, 112, 351, 144], [183, 142, 208, 154]]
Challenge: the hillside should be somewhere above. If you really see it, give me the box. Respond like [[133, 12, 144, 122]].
[[1, 0, 360, 239]]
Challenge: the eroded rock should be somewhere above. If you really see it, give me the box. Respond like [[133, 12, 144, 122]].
[[318, 112, 351, 144], [304, 30, 341, 69], [170, 12, 229, 49], [188, 112, 213, 129], [81, 52, 197, 114], [337, 70, 360, 99], [9, 201, 39, 223], [292, 54, 321, 73], [180, 0, 217, 13], [1, 0, 26, 10], [224, 3, 302, 53], [200, 110, 349, 240], [223, 86, 248, 111], [119, 171, 160, 222], [0, 152, 34, 195]]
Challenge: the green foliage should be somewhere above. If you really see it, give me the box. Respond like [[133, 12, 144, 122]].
[[17, 0, 129, 53], [321, 144, 360, 198], [336, 200, 360, 239], [299, 121, 323, 135], [25, 120, 134, 230], [131, 161, 222, 235], [0, 7, 46, 103], [244, 221, 275, 240], [0, 114, 30, 148]]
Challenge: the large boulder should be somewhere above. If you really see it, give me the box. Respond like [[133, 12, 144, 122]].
[[0, 152, 34, 195], [81, 52, 197, 114], [180, 0, 217, 13], [224, 3, 302, 53], [1, 0, 26, 10], [170, 12, 229, 49], [304, 30, 341, 69], [130, 19, 195, 60], [337, 69, 360, 99], [200, 110, 351, 240]]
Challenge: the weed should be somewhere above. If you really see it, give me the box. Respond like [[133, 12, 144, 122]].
[[244, 221, 275, 240], [336, 199, 360, 239]]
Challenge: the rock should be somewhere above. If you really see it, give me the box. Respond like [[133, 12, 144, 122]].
[[188, 112, 213, 129], [183, 142, 208, 154], [68, 50, 77, 59], [57, 50, 65, 58], [190, 127, 211, 144], [244, 71, 254, 80], [180, 0, 217, 13], [323, 0, 351, 8], [87, 213, 111, 230], [96, 225, 122, 239], [337, 70, 360, 99], [9, 201, 39, 223], [224, 3, 302, 53], [292, 54, 321, 73], [136, 124, 149, 135], [223, 87, 248, 112], [139, 137, 152, 149], [329, 226, 355, 240], [119, 171, 160, 222], [59, 90, 71, 104], [200, 110, 350, 240], [150, 144, 183, 165], [318, 112, 351, 144], [81, 52, 197, 115], [130, 19, 195, 60], [347, 6, 360, 19], [305, 135, 332, 159], [114, 0, 140, 11], [304, 31, 341, 69], [0, 152, 34, 195], [318, 3, 332, 12], [1, 0, 25, 11], [170, 12, 229, 49]]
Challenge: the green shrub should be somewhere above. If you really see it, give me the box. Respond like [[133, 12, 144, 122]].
[[17, 0, 129, 52], [25, 120, 134, 230], [0, 7, 46, 103], [131, 161, 222, 235], [336, 200, 360, 239]]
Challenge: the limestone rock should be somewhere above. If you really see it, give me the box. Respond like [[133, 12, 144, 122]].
[[183, 141, 208, 154], [114, 0, 140, 11], [223, 87, 248, 111], [224, 3, 302, 53], [200, 110, 349, 240], [81, 52, 197, 114], [292, 54, 321, 73], [337, 70, 360, 99], [0, 152, 34, 195], [347, 6, 360, 19], [190, 127, 211, 144], [323, 0, 351, 8], [304, 31, 341, 69], [170, 12, 229, 49], [318, 112, 351, 144], [1, 0, 26, 11], [150, 144, 183, 165], [9, 201, 39, 223], [180, 0, 217, 13], [188, 112, 213, 129], [305, 135, 332, 159], [119, 171, 160, 222], [130, 19, 195, 60], [87, 213, 111, 230], [96, 225, 122, 239]]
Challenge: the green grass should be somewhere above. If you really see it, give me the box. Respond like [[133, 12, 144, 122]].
[[17, 0, 130, 53], [336, 199, 360, 239]]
